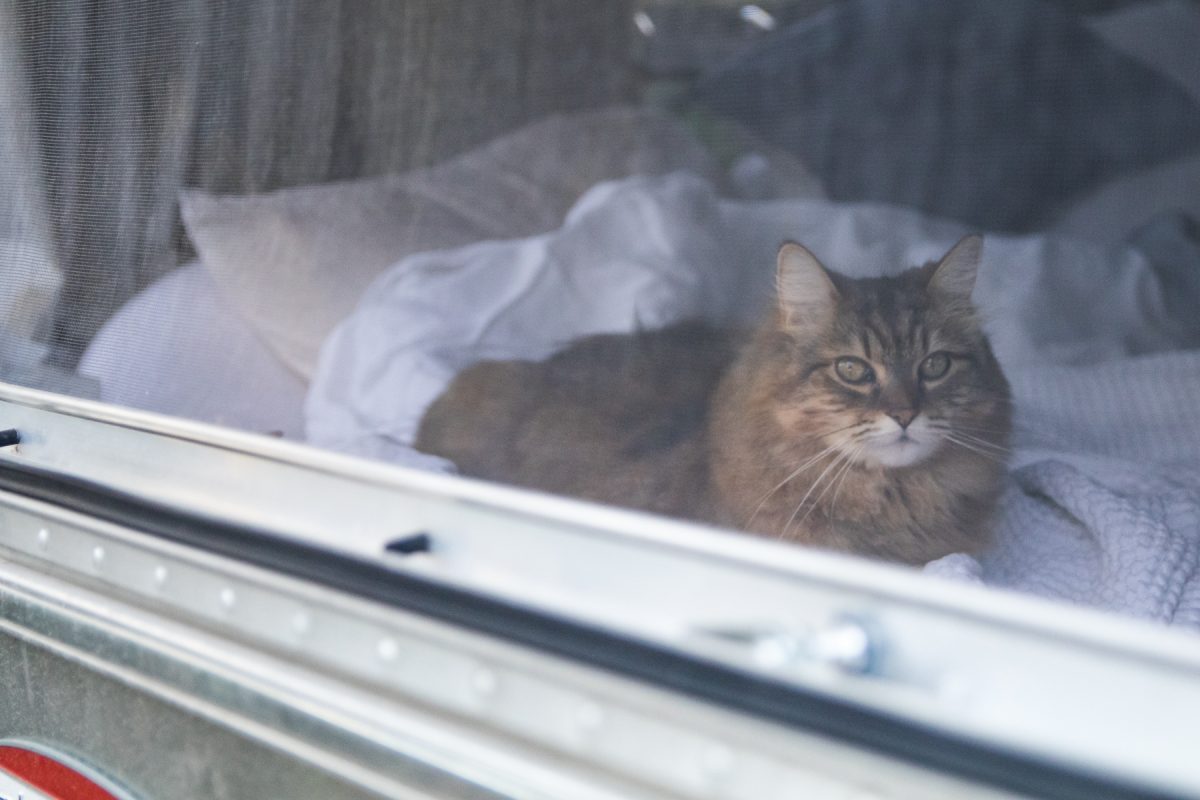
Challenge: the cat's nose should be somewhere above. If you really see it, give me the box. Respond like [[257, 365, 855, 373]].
[[887, 408, 917, 429]]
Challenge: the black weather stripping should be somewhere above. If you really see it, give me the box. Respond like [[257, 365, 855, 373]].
[[384, 532, 433, 556]]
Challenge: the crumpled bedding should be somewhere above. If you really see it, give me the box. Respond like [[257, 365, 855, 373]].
[[308, 172, 1200, 628], [929, 358, 1200, 626], [692, 0, 1200, 232]]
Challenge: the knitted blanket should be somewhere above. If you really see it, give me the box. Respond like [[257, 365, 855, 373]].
[[927, 355, 1200, 626]]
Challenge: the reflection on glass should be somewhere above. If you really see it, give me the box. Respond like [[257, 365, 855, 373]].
[[0, 0, 1197, 630]]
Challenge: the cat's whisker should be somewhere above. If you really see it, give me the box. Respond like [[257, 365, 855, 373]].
[[926, 422, 1012, 448], [944, 428, 1016, 443], [954, 418, 1070, 448], [925, 420, 1004, 438], [962, 397, 1072, 442], [779, 447, 855, 540], [744, 444, 841, 528], [827, 453, 858, 526], [823, 444, 862, 522], [799, 450, 857, 528], [762, 423, 869, 450], [856, 430, 910, 445], [743, 422, 868, 528], [944, 418, 1022, 436], [941, 434, 1011, 466], [955, 432, 1013, 455], [927, 425, 1013, 456]]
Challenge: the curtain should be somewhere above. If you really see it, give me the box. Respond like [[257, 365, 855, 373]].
[[6, 0, 633, 366]]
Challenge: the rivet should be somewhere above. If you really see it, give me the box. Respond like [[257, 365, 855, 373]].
[[575, 701, 605, 733], [848, 791, 887, 800], [471, 667, 498, 697], [938, 672, 975, 705], [376, 637, 399, 662], [291, 611, 311, 636], [701, 743, 735, 781], [752, 633, 800, 669], [219, 587, 236, 609], [152, 565, 168, 587], [36, 528, 48, 549], [91, 545, 105, 567]]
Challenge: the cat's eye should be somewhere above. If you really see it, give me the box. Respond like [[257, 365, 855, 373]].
[[834, 357, 875, 384], [920, 352, 951, 380]]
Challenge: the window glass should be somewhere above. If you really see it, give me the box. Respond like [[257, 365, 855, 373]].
[[1, 0, 1199, 632]]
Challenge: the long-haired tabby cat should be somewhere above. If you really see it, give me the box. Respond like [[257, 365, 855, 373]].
[[417, 236, 1011, 563]]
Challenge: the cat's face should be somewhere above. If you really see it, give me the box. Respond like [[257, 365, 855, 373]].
[[774, 236, 1009, 470]]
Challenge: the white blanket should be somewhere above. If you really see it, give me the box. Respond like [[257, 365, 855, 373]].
[[308, 173, 1200, 627]]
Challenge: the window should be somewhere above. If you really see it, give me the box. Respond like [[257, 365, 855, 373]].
[[0, 2, 1197, 797]]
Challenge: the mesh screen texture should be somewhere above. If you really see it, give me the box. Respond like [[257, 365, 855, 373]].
[[0, 0, 1199, 622]]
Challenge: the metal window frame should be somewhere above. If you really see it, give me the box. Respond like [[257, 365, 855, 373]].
[[0, 381, 1196, 799]]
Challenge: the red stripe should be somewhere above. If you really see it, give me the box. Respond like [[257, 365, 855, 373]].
[[0, 745, 121, 800]]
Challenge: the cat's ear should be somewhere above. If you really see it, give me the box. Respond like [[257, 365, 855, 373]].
[[776, 242, 838, 329], [927, 234, 982, 303]]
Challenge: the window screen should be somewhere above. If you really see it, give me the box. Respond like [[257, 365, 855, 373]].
[[1, 0, 1199, 630]]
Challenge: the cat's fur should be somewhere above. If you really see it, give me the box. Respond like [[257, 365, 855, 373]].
[[417, 236, 1011, 563]]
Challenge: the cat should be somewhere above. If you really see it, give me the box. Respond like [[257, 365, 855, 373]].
[[416, 235, 1011, 564]]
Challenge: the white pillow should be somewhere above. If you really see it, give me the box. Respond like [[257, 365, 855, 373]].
[[79, 262, 307, 438], [180, 107, 725, 379]]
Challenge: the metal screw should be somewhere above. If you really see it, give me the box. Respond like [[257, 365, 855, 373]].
[[575, 701, 605, 734], [471, 667, 498, 698], [700, 743, 735, 785], [376, 637, 399, 662], [809, 617, 876, 674]]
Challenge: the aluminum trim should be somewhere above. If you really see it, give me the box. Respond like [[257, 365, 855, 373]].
[[0, 498, 1032, 800], [0, 382, 1195, 666], [0, 385, 1198, 798]]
